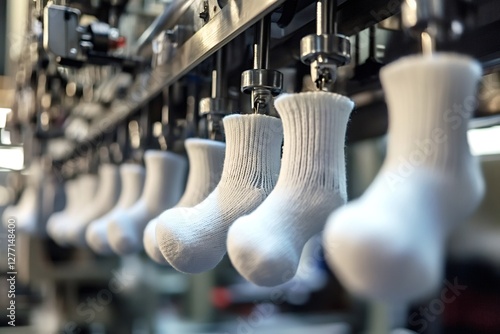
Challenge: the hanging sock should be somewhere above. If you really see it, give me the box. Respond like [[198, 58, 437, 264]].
[[3, 187, 37, 234], [37, 172, 66, 237], [65, 164, 121, 247], [155, 114, 283, 274], [47, 178, 81, 244], [144, 138, 225, 264], [48, 174, 99, 246], [2, 160, 44, 234], [85, 164, 145, 255], [227, 92, 353, 286], [323, 54, 485, 302], [107, 151, 186, 255]]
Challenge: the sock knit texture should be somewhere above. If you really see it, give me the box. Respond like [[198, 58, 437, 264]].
[[144, 138, 226, 264], [156, 114, 283, 273], [323, 53, 485, 302], [177, 139, 227, 207], [107, 150, 186, 255], [227, 91, 353, 286], [86, 164, 145, 255]]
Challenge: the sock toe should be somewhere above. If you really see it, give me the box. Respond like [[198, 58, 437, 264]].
[[228, 216, 300, 287], [67, 223, 88, 247], [46, 216, 60, 240], [52, 222, 69, 246], [232, 244, 298, 287], [156, 207, 223, 273], [86, 221, 113, 255], [324, 203, 441, 302], [108, 218, 141, 255], [144, 219, 168, 264], [156, 209, 190, 270]]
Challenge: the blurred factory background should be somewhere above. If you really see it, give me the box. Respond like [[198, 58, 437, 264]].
[[0, 0, 499, 333]]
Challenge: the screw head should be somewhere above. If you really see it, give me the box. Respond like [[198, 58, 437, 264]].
[[199, 1, 209, 22], [199, 11, 209, 21]]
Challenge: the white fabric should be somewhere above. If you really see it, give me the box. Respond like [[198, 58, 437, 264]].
[[2, 161, 64, 237], [156, 114, 283, 273], [144, 138, 225, 264], [85, 164, 145, 254], [49, 175, 98, 246], [47, 178, 81, 244], [37, 174, 66, 237], [65, 164, 121, 247], [2, 161, 43, 233], [107, 151, 186, 255], [324, 54, 485, 302], [227, 92, 353, 286], [3, 187, 37, 233]]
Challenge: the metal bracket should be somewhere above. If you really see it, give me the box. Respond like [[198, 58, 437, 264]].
[[300, 0, 351, 91]]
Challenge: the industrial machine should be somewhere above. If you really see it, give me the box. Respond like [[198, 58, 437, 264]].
[[0, 0, 499, 333]]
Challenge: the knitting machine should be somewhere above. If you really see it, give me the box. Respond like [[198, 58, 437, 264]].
[[7, 0, 497, 163], [1, 0, 500, 333]]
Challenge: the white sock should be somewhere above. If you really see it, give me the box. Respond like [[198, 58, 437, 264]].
[[144, 138, 225, 264], [47, 178, 81, 243], [4, 187, 36, 231], [85, 164, 145, 254], [176, 139, 226, 208], [48, 175, 98, 246], [107, 151, 186, 255], [6, 162, 65, 238], [156, 114, 283, 273], [66, 164, 121, 247], [38, 174, 65, 237], [3, 161, 43, 234], [323, 54, 485, 302], [3, 187, 37, 234], [227, 92, 353, 286]]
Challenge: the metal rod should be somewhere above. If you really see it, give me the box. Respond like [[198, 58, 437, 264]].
[[161, 88, 170, 126], [134, 0, 196, 56], [253, 16, 270, 69], [54, 0, 288, 162], [212, 49, 224, 98], [369, 26, 376, 59], [317, 0, 336, 35], [355, 33, 360, 65], [421, 31, 435, 56]]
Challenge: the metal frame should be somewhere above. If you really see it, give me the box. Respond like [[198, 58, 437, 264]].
[[58, 0, 286, 161], [52, 0, 500, 162]]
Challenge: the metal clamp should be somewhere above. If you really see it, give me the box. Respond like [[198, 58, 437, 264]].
[[241, 16, 283, 114], [200, 50, 231, 140], [241, 69, 283, 96], [300, 0, 351, 91], [401, 0, 464, 55], [152, 31, 172, 68]]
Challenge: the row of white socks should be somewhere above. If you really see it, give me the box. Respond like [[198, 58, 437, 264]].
[[144, 138, 226, 264], [47, 151, 187, 253], [43, 52, 483, 304], [324, 53, 484, 302], [45, 139, 225, 260], [47, 174, 98, 246], [2, 161, 42, 235], [154, 91, 353, 283], [3, 160, 65, 237], [154, 53, 484, 304]]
